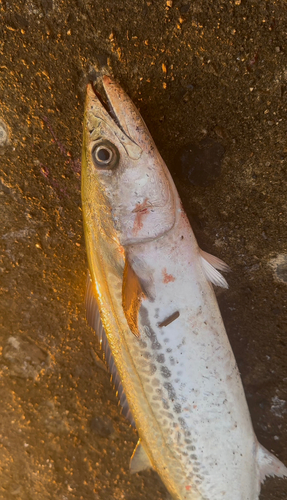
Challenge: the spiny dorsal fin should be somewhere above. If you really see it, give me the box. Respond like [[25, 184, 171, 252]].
[[122, 258, 145, 337], [85, 271, 135, 427], [257, 444, 287, 483], [130, 439, 152, 474], [199, 248, 230, 289]]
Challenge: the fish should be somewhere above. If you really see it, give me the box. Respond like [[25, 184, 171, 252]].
[[81, 75, 287, 500]]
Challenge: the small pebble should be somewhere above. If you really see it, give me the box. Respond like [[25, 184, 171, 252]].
[[269, 254, 287, 284], [0, 119, 9, 146]]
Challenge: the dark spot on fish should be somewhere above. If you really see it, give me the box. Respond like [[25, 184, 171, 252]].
[[152, 395, 161, 401], [152, 403, 160, 410], [163, 382, 176, 401], [169, 356, 175, 366], [163, 411, 174, 420], [145, 326, 153, 338], [152, 340, 162, 350], [161, 366, 172, 378], [140, 306, 162, 350], [156, 354, 165, 363], [173, 403, 182, 413], [162, 399, 170, 410], [178, 417, 188, 430], [152, 378, 160, 387], [195, 476, 203, 484], [166, 348, 172, 353], [142, 352, 152, 359], [150, 364, 157, 375], [145, 384, 154, 394]]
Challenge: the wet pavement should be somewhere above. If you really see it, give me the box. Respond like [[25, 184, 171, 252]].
[[0, 1, 286, 499]]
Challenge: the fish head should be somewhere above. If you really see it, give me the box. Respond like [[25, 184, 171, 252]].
[[82, 75, 175, 247]]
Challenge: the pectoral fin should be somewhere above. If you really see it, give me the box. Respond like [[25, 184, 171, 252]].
[[122, 258, 145, 337], [199, 248, 230, 289], [130, 439, 152, 474]]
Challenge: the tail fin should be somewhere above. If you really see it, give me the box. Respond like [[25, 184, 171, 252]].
[[257, 444, 287, 483]]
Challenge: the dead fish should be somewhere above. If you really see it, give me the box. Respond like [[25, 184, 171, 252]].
[[81, 75, 287, 500]]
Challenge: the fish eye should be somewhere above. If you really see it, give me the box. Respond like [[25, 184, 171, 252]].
[[91, 140, 119, 169]]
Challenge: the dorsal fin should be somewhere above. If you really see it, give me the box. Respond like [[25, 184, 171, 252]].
[[122, 258, 145, 337], [199, 248, 230, 289], [257, 443, 287, 483], [85, 271, 135, 427]]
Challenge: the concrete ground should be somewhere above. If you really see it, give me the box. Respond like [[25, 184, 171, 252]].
[[0, 0, 286, 499]]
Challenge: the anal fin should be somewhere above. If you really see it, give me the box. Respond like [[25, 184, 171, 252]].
[[130, 439, 152, 474]]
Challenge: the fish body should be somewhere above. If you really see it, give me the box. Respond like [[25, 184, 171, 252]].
[[81, 76, 287, 499]]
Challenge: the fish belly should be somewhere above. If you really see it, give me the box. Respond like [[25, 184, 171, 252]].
[[123, 216, 259, 500]]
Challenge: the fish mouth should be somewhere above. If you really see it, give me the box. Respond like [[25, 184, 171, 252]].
[[89, 75, 138, 146], [90, 77, 122, 129]]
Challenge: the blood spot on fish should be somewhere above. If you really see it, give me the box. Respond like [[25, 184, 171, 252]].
[[162, 268, 176, 283], [185, 485, 192, 491], [132, 197, 150, 235]]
